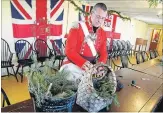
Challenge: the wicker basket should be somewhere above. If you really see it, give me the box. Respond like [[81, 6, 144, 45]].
[[76, 63, 117, 112], [30, 93, 76, 112]]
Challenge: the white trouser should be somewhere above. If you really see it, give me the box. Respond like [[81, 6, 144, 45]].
[[59, 63, 85, 86]]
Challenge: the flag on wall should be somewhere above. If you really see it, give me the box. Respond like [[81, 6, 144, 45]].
[[10, 0, 64, 39], [103, 14, 117, 32], [79, 5, 93, 21], [10, 0, 64, 58]]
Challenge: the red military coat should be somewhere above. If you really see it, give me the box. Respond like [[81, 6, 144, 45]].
[[65, 20, 108, 68]]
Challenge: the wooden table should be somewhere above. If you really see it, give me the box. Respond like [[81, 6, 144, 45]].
[[109, 68, 163, 112], [1, 68, 162, 112], [1, 99, 35, 112], [129, 57, 161, 71], [129, 56, 163, 79], [140, 85, 163, 112], [142, 63, 163, 79]]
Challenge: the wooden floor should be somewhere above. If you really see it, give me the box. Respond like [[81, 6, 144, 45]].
[[1, 75, 31, 107], [1, 52, 161, 107]]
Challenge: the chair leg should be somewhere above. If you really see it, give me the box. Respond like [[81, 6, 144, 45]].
[[21, 66, 24, 83], [41, 62, 44, 67], [6, 68, 10, 77], [12, 66, 18, 82], [15, 64, 20, 76], [3, 97, 5, 107], [59, 60, 61, 69], [60, 60, 64, 69], [2, 88, 11, 107], [53, 60, 56, 66]]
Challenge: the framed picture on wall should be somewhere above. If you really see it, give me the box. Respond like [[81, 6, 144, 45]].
[[151, 29, 161, 43]]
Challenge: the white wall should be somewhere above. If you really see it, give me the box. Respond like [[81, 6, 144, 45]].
[[115, 17, 149, 47], [1, 0, 16, 75], [2, 0, 15, 53]]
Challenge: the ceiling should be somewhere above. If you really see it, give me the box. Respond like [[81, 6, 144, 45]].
[[86, 0, 163, 25]]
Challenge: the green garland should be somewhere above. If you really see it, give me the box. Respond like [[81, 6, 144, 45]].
[[66, 0, 90, 16], [108, 10, 131, 21], [65, 0, 130, 21], [65, 0, 161, 20], [147, 0, 161, 7]]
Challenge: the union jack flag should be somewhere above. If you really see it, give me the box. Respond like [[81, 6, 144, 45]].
[[79, 5, 93, 21], [10, 0, 64, 58]]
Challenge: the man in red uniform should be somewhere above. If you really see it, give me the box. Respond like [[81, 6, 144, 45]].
[[60, 3, 108, 85]]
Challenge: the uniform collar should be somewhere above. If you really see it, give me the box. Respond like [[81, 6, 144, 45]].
[[86, 16, 101, 34]]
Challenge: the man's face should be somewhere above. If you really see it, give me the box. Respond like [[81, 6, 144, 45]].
[[91, 7, 107, 27]]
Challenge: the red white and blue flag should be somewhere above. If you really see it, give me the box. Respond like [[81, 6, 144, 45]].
[[10, 0, 64, 58], [10, 0, 64, 38], [79, 5, 93, 21]]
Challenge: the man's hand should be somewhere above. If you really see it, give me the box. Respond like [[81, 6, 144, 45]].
[[82, 61, 94, 72], [92, 62, 107, 79]]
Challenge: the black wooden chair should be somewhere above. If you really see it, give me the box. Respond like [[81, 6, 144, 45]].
[[135, 52, 143, 64], [34, 39, 54, 66], [120, 55, 135, 68], [51, 39, 66, 69], [111, 54, 135, 71], [111, 58, 122, 71], [149, 50, 156, 59], [116, 40, 123, 57], [126, 40, 133, 56], [15, 39, 34, 82], [153, 49, 159, 57], [1, 38, 18, 82], [1, 88, 11, 107], [112, 40, 119, 59], [134, 38, 144, 55], [121, 40, 128, 55], [141, 51, 149, 62]]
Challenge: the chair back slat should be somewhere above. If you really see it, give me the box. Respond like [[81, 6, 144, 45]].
[[112, 40, 118, 51], [126, 40, 132, 50], [121, 40, 127, 50], [121, 40, 128, 55], [117, 40, 123, 51]]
